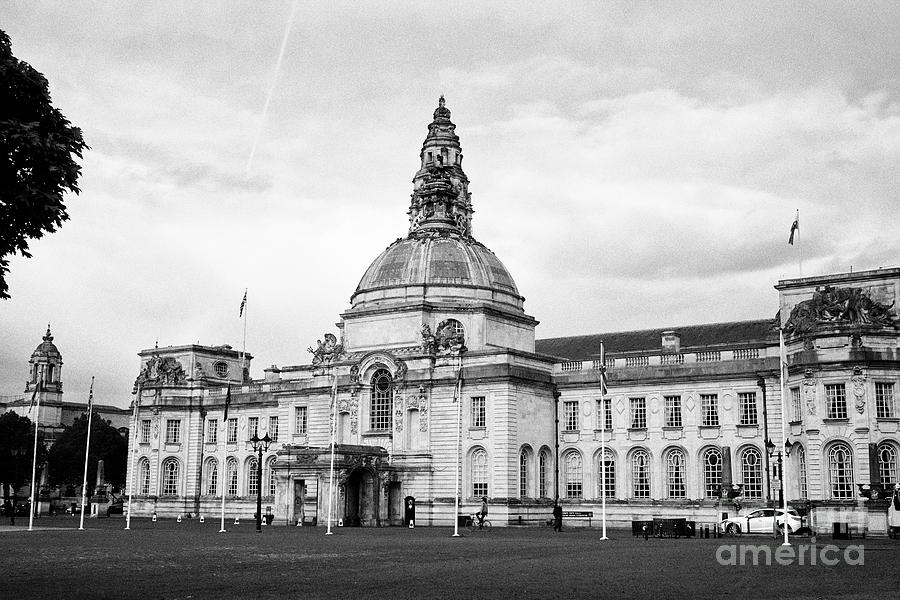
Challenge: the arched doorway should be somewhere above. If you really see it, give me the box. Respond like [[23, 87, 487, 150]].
[[344, 468, 377, 526]]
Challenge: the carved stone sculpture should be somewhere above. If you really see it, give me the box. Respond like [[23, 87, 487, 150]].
[[784, 285, 899, 335], [135, 355, 187, 387], [308, 333, 344, 365], [851, 367, 866, 414]]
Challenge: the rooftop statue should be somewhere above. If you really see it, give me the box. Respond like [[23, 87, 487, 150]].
[[784, 285, 899, 335]]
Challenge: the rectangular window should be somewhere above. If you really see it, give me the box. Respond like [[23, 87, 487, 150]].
[[140, 419, 151, 444], [227, 418, 238, 444], [791, 387, 802, 423], [206, 419, 218, 444], [738, 392, 758, 425], [269, 416, 279, 442], [701, 394, 719, 427], [563, 400, 578, 431], [630, 397, 646, 429], [471, 396, 486, 428], [826, 383, 848, 419], [876, 382, 895, 419], [165, 419, 181, 444], [295, 406, 308, 435], [664, 395, 682, 427], [248, 416, 259, 439], [597, 398, 612, 430]]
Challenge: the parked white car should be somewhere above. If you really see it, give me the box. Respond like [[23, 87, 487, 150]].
[[720, 508, 802, 535]]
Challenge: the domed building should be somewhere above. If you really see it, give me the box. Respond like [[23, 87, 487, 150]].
[[125, 99, 900, 534]]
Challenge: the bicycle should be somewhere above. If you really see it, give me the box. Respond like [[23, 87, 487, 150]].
[[464, 513, 491, 532]]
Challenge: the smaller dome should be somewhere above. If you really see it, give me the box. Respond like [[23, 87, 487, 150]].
[[31, 325, 61, 361]]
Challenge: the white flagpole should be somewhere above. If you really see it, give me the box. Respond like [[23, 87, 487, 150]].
[[27, 377, 43, 531], [600, 341, 608, 540], [219, 386, 229, 533], [125, 384, 141, 530], [797, 210, 802, 278], [240, 289, 248, 384], [779, 329, 791, 546], [452, 351, 464, 537], [79, 377, 95, 530], [326, 370, 339, 535]]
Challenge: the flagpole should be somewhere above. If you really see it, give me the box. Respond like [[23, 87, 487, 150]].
[[779, 329, 791, 546], [797, 210, 802, 278], [326, 370, 338, 535], [125, 384, 141, 530], [220, 384, 230, 533], [452, 349, 464, 537], [27, 377, 43, 531], [599, 341, 608, 540], [79, 377, 95, 530], [240, 289, 248, 385]]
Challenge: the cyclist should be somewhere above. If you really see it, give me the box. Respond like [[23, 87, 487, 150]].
[[477, 497, 488, 529]]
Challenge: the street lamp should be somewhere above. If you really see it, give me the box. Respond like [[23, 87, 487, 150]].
[[766, 438, 793, 534], [249, 433, 272, 533], [8, 447, 26, 526]]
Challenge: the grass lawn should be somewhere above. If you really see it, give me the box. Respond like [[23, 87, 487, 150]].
[[0, 517, 896, 599]]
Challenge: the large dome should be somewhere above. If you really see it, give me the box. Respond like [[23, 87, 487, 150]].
[[351, 231, 523, 311], [348, 98, 525, 314]]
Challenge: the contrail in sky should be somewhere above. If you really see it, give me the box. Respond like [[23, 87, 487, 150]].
[[245, 0, 299, 178]]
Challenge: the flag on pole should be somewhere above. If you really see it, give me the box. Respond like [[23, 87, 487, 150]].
[[28, 379, 41, 414], [223, 384, 232, 421], [599, 341, 608, 397], [239, 289, 247, 317], [788, 210, 799, 245]]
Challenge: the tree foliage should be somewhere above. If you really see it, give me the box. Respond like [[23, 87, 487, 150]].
[[47, 412, 128, 495], [0, 29, 88, 299], [0, 411, 47, 503]]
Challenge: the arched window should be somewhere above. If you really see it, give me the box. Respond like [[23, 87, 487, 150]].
[[741, 448, 762, 499], [666, 448, 686, 498], [205, 458, 218, 496], [797, 446, 808, 499], [248, 458, 259, 496], [828, 443, 854, 499], [370, 369, 393, 431], [471, 448, 488, 498], [539, 450, 550, 498], [631, 449, 650, 498], [226, 458, 238, 497], [138, 458, 151, 495], [267, 457, 277, 498], [519, 449, 529, 498], [703, 448, 722, 498], [564, 451, 583, 498], [878, 443, 898, 487], [161, 459, 180, 497], [598, 450, 615, 498]]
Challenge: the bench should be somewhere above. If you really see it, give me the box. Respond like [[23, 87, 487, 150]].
[[563, 511, 593, 526]]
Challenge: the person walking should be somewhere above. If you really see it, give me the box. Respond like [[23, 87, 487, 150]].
[[553, 504, 563, 532]]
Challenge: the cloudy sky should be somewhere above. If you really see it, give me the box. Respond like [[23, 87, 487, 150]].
[[2, 1, 898, 409]]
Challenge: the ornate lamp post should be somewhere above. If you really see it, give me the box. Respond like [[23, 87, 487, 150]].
[[249, 433, 272, 533], [766, 437, 793, 535]]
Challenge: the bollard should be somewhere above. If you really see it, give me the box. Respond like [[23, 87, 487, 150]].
[[199, 515, 205, 524], [152, 512, 157, 523], [176, 514, 182, 523], [297, 517, 303, 527], [234, 518, 240, 525], [409, 519, 414, 529], [338, 518, 344, 527]]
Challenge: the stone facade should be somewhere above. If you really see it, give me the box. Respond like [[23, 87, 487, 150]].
[[123, 100, 899, 533]]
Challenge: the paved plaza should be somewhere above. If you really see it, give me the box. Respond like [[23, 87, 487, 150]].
[[1, 517, 897, 599]]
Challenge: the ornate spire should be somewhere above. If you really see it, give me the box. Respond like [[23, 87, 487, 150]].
[[43, 323, 53, 343], [408, 97, 474, 237]]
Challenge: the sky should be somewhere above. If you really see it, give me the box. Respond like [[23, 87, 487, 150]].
[[2, 1, 899, 409]]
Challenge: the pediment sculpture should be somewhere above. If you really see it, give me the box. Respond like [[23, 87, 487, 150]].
[[135, 355, 187, 387], [784, 285, 899, 336], [308, 333, 344, 365]]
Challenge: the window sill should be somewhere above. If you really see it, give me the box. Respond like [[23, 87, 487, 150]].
[[788, 421, 802, 426], [662, 426, 683, 430], [736, 423, 758, 428], [698, 425, 720, 429], [822, 418, 850, 424], [627, 427, 647, 432], [362, 431, 391, 437], [875, 417, 899, 422]]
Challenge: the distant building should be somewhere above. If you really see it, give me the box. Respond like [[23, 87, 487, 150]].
[[2, 326, 131, 441], [124, 99, 899, 533]]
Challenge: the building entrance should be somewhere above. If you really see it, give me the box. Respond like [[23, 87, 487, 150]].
[[344, 468, 376, 526]]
